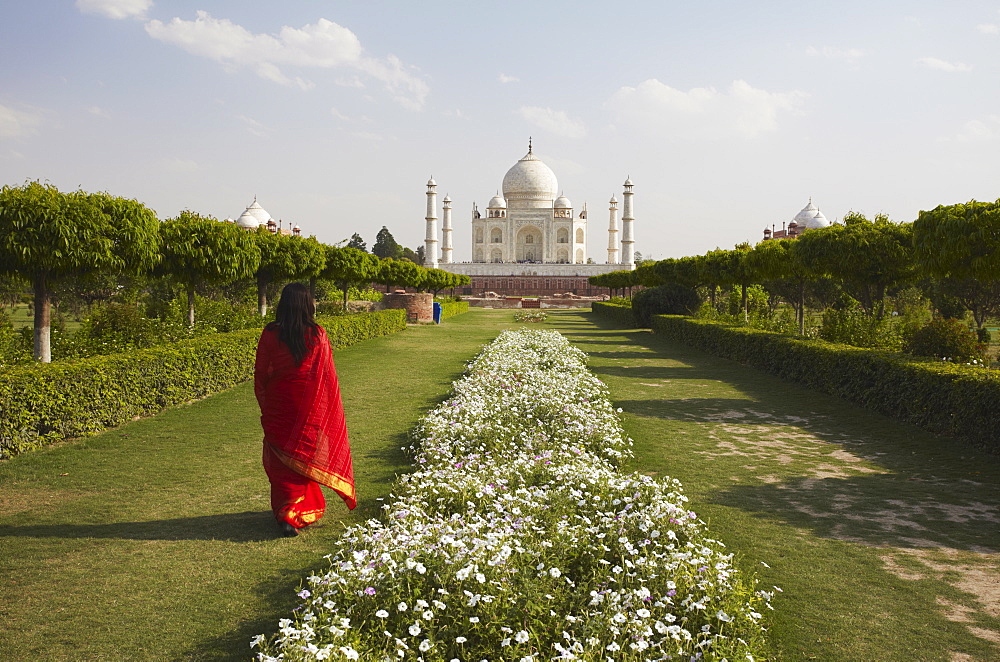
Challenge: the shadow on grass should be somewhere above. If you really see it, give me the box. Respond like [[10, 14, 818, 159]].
[[0, 510, 280, 542], [557, 316, 1000, 555]]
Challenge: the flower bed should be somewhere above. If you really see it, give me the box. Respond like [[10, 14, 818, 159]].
[[255, 329, 773, 661]]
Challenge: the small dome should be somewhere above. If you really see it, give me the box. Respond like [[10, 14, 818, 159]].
[[623, 177, 634, 187], [427, 177, 436, 187], [792, 198, 830, 229], [487, 194, 506, 209], [443, 194, 452, 203], [241, 197, 272, 226], [554, 194, 572, 209], [236, 210, 263, 229], [610, 195, 618, 204]]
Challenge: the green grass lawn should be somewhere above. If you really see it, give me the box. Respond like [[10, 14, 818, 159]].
[[0, 311, 518, 661], [2, 308, 998, 661], [542, 310, 1000, 662]]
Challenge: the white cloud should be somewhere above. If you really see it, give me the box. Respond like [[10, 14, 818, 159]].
[[0, 104, 43, 139], [977, 23, 999, 35], [76, 0, 151, 20], [87, 105, 111, 118], [605, 79, 806, 140], [955, 115, 1000, 142], [499, 73, 519, 83], [916, 57, 972, 72], [805, 46, 866, 66], [144, 11, 428, 109], [237, 115, 269, 138], [517, 106, 586, 139]]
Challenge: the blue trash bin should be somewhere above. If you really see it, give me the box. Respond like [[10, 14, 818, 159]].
[[433, 302, 442, 324]]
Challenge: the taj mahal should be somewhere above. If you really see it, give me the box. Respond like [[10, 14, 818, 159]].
[[421, 141, 637, 297]]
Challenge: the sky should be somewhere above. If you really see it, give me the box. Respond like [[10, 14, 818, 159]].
[[1, 1, 998, 262]]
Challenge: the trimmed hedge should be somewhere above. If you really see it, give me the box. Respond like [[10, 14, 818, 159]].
[[439, 300, 470, 320], [651, 315, 1000, 451], [0, 309, 407, 459], [592, 301, 635, 327]]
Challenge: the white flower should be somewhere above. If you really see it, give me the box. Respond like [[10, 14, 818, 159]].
[[339, 646, 360, 660], [409, 624, 421, 636], [419, 639, 431, 652], [636, 608, 651, 618], [376, 610, 389, 618], [548, 567, 561, 578], [397, 602, 408, 612], [455, 636, 467, 644], [515, 630, 530, 643], [717, 610, 733, 622], [469, 616, 480, 623]]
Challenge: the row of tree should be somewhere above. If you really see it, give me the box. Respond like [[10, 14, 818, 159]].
[[591, 200, 1000, 335], [0, 182, 468, 362]]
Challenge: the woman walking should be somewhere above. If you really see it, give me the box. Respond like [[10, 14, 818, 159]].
[[254, 283, 355, 537]]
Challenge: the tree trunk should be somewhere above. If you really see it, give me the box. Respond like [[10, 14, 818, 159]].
[[741, 283, 749, 323], [187, 287, 196, 327], [33, 272, 51, 363], [798, 279, 806, 335], [309, 277, 317, 301], [257, 273, 268, 317], [342, 283, 349, 312]]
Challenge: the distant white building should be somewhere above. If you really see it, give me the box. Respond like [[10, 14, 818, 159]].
[[424, 142, 637, 296], [763, 198, 832, 240], [225, 196, 301, 236]]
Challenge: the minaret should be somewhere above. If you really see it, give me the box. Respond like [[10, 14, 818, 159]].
[[441, 194, 453, 264], [424, 177, 439, 268], [621, 177, 635, 268], [607, 195, 619, 264]]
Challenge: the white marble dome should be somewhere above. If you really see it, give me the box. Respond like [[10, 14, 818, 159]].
[[793, 199, 831, 229], [502, 149, 558, 208], [238, 197, 272, 228], [487, 194, 507, 209], [553, 194, 572, 209]]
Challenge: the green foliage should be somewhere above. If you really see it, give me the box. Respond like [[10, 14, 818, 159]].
[[631, 283, 702, 327], [904, 318, 988, 363], [795, 212, 913, 317], [346, 232, 367, 252], [819, 298, 902, 350], [438, 300, 470, 320], [158, 211, 261, 326], [608, 296, 632, 306], [650, 314, 1000, 450], [0, 309, 408, 458], [591, 301, 639, 327], [372, 226, 402, 259]]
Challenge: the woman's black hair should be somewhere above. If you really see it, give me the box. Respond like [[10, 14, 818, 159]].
[[271, 282, 317, 364]]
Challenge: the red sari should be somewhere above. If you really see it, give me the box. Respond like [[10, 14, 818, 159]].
[[254, 324, 356, 528]]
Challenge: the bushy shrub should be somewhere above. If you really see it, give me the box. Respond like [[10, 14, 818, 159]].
[[591, 301, 635, 327], [905, 317, 988, 363], [651, 314, 1000, 451], [438, 300, 469, 320], [631, 283, 701, 327], [607, 296, 632, 306], [819, 298, 902, 350], [0, 309, 408, 458]]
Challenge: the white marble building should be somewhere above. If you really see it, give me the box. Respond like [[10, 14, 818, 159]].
[[423, 143, 636, 295]]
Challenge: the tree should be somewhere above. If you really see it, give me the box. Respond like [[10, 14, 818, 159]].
[[913, 199, 1000, 328], [372, 226, 402, 259], [322, 246, 379, 311], [400, 246, 420, 264], [795, 212, 913, 319], [346, 233, 367, 252], [254, 230, 327, 316], [158, 211, 260, 326], [0, 182, 160, 361], [749, 238, 816, 334], [376, 258, 424, 292]]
